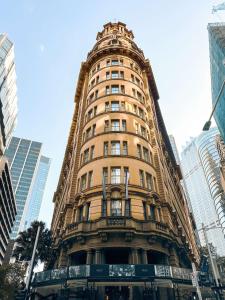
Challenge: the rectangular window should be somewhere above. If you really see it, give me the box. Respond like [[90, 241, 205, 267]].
[[102, 199, 107, 217], [78, 206, 83, 222], [137, 91, 142, 101], [135, 123, 139, 134], [111, 120, 120, 131], [95, 90, 98, 99], [112, 85, 119, 94], [122, 120, 127, 131], [125, 199, 131, 217], [106, 86, 110, 95], [143, 202, 147, 220], [137, 144, 142, 159], [111, 59, 119, 65], [146, 173, 153, 190], [90, 93, 94, 102], [106, 60, 110, 66], [140, 126, 146, 138], [121, 85, 125, 94], [131, 74, 135, 82], [111, 167, 121, 184], [88, 171, 93, 188], [111, 141, 120, 155], [111, 71, 119, 79], [150, 205, 156, 221], [120, 71, 124, 79], [104, 142, 109, 156], [143, 147, 150, 162], [86, 203, 90, 221], [120, 59, 123, 65], [105, 120, 109, 131], [139, 108, 144, 119], [96, 75, 99, 83], [92, 124, 96, 136], [111, 200, 122, 216], [132, 88, 136, 97], [86, 127, 91, 139], [97, 63, 100, 70], [103, 167, 108, 184], [111, 101, 120, 111], [121, 101, 125, 110], [133, 104, 137, 114], [94, 106, 97, 116], [106, 72, 110, 80], [136, 77, 140, 85], [81, 174, 87, 191], [105, 102, 110, 112], [90, 146, 95, 160], [122, 141, 128, 155], [91, 79, 95, 87], [84, 149, 89, 163], [139, 170, 145, 187], [88, 109, 93, 120]]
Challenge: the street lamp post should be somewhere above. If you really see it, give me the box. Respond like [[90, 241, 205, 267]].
[[203, 79, 225, 131]]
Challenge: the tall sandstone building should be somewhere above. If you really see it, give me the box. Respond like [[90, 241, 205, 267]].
[[51, 22, 198, 276]]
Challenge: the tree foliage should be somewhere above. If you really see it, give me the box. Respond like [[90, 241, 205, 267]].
[[12, 221, 52, 266], [0, 263, 25, 300]]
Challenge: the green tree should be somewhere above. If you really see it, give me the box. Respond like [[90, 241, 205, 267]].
[[0, 263, 25, 300], [12, 221, 52, 266]]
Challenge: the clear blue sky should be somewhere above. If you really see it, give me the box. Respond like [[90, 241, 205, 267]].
[[1, 0, 223, 227]]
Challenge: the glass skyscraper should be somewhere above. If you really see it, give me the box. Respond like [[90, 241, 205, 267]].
[[208, 23, 225, 142], [24, 156, 51, 229], [0, 34, 18, 153], [181, 128, 225, 256], [5, 137, 50, 239]]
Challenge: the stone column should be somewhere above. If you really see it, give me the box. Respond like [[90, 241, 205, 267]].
[[86, 249, 93, 264], [142, 249, 148, 264], [95, 249, 102, 264], [131, 248, 138, 264]]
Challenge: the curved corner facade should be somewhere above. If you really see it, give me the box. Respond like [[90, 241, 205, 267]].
[[49, 22, 199, 298]]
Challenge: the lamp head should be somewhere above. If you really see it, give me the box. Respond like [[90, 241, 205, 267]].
[[203, 120, 211, 131]]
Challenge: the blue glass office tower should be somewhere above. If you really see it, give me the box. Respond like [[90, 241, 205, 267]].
[[24, 156, 51, 229], [4, 137, 49, 239], [208, 23, 225, 141]]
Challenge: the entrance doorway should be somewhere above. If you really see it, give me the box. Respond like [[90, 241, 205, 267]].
[[105, 286, 129, 300]]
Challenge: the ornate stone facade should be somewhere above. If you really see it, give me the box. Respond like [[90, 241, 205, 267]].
[[51, 22, 199, 271]]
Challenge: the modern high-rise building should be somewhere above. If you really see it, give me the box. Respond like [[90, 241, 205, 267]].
[[181, 128, 225, 256], [0, 34, 18, 154], [0, 156, 16, 265], [4, 137, 50, 239], [169, 135, 180, 165], [32, 23, 199, 299], [208, 23, 225, 142], [24, 155, 51, 229]]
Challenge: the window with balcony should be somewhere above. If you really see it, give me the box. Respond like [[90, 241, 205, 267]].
[[111, 200, 122, 216], [143, 147, 150, 162], [88, 171, 93, 188], [81, 174, 87, 191], [122, 141, 128, 155], [90, 146, 95, 160], [111, 141, 120, 155], [112, 85, 119, 94], [84, 149, 89, 163], [139, 170, 145, 187], [111, 167, 121, 184], [104, 142, 109, 156], [111, 71, 119, 79], [137, 144, 142, 159], [146, 173, 153, 190], [111, 101, 120, 111], [150, 205, 156, 221], [111, 120, 120, 131]]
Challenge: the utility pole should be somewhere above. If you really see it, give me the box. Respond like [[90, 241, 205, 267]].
[[191, 262, 202, 300], [25, 225, 41, 298]]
